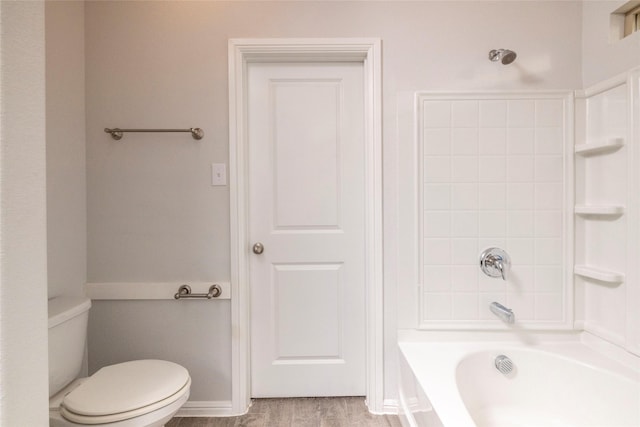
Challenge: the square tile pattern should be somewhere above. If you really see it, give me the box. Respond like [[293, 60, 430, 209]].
[[420, 97, 566, 324]]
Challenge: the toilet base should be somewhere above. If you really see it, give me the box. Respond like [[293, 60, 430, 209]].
[[49, 378, 189, 427]]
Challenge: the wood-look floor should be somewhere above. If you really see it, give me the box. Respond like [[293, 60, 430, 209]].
[[166, 397, 402, 427]]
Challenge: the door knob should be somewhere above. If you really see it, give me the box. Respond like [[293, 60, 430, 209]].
[[252, 242, 264, 255]]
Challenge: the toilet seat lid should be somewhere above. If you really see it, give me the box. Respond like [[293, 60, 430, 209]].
[[62, 359, 190, 417]]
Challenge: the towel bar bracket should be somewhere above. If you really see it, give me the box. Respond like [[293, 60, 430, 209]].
[[174, 284, 221, 300], [104, 127, 204, 141]]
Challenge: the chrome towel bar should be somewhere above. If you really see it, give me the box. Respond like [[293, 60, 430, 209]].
[[104, 127, 204, 141], [174, 284, 221, 300]]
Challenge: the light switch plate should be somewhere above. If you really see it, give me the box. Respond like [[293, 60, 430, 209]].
[[211, 163, 226, 186]]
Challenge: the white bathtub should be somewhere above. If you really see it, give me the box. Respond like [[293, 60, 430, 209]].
[[398, 335, 640, 427]]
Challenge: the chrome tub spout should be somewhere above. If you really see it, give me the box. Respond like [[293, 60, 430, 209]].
[[490, 302, 515, 323]]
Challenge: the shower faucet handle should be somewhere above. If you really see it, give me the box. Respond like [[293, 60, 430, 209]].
[[480, 247, 511, 281]]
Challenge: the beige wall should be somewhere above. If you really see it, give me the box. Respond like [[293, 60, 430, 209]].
[[85, 1, 582, 281], [582, 0, 640, 87], [84, 1, 583, 403], [0, 1, 49, 424], [46, 0, 86, 300]]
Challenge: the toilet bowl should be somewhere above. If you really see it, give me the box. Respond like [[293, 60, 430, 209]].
[[48, 296, 191, 426]]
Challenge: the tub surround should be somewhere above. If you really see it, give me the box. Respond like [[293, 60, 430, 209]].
[[574, 68, 640, 357], [400, 66, 640, 426], [417, 92, 573, 329]]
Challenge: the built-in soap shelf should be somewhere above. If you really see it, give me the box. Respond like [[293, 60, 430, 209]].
[[574, 265, 625, 283], [575, 138, 624, 156], [574, 205, 625, 216]]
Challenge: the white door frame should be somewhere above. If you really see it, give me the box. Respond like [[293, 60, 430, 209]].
[[228, 38, 383, 414]]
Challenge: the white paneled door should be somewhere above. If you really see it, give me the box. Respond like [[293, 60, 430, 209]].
[[248, 61, 366, 397]]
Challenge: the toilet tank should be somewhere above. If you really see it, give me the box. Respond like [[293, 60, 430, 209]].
[[48, 296, 91, 397]]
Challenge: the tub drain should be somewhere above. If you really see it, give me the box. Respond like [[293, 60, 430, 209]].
[[495, 355, 514, 374]]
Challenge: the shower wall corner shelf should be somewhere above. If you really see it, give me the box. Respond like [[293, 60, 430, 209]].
[[574, 205, 625, 215], [574, 265, 625, 283], [574, 137, 624, 156], [104, 127, 204, 141]]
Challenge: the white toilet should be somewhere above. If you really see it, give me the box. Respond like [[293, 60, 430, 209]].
[[48, 296, 191, 427]]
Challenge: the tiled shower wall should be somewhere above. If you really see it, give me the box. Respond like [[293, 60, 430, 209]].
[[418, 93, 572, 328]]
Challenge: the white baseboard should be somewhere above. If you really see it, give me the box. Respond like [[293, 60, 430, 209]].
[[383, 398, 399, 415], [176, 400, 234, 417]]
